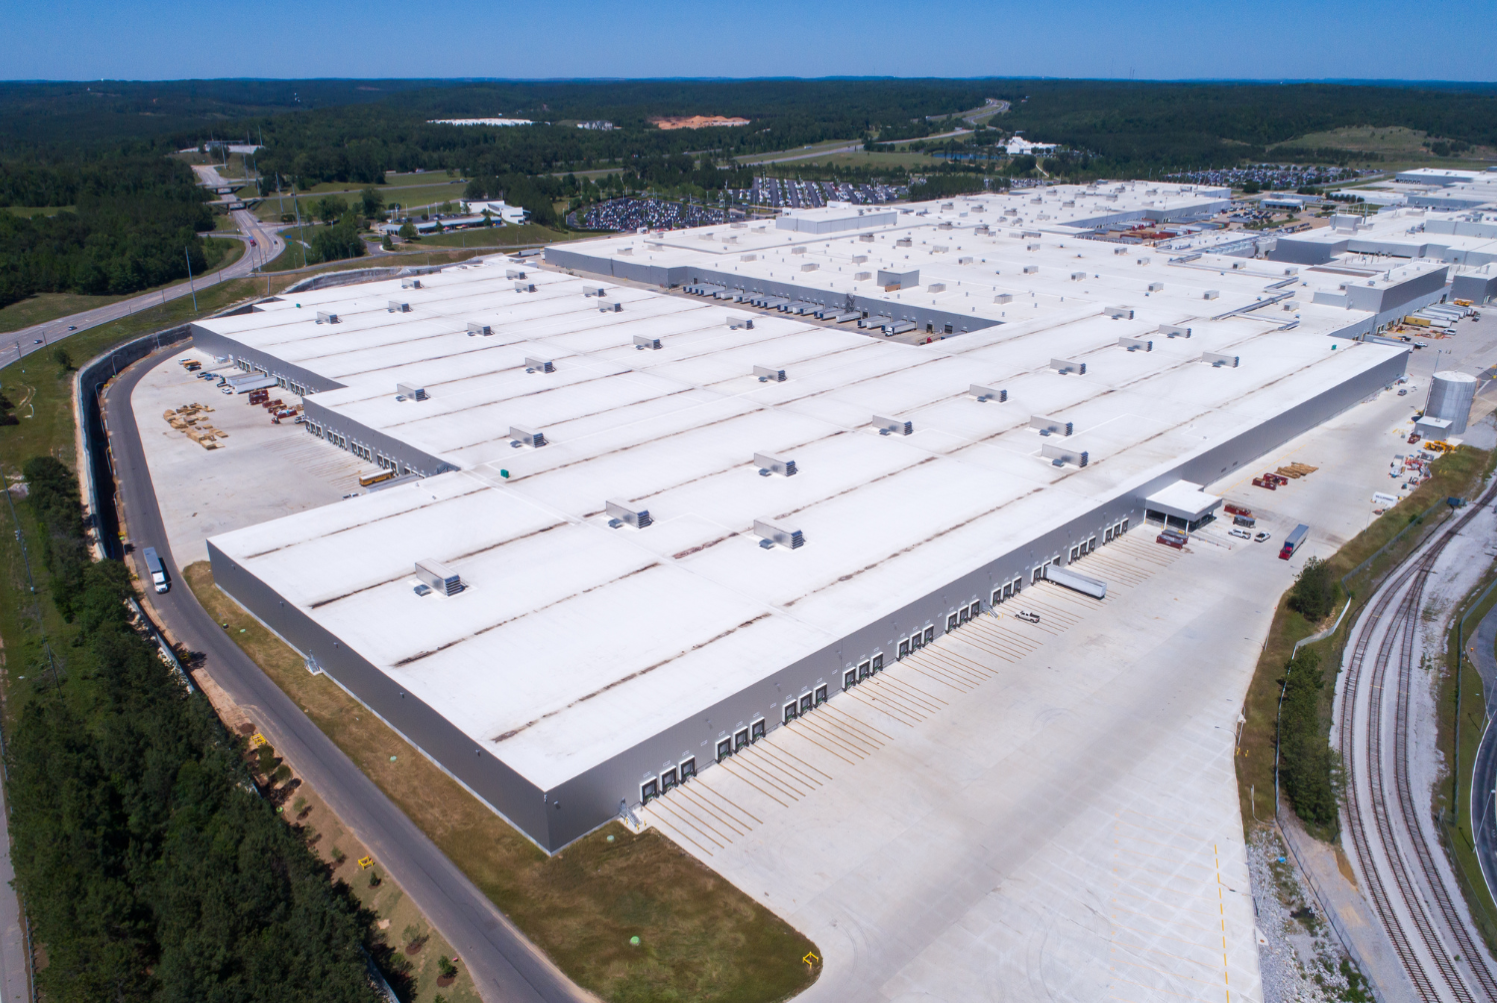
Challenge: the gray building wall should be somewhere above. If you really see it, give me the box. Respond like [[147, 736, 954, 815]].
[[1452, 271, 1497, 304], [210, 344, 1407, 852], [299, 398, 456, 478], [191, 325, 345, 396]]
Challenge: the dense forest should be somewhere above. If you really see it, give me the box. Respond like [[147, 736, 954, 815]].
[[10, 458, 379, 1003], [0, 156, 215, 309]]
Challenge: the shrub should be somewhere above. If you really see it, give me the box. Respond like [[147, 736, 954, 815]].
[[1288, 556, 1336, 623], [1277, 648, 1338, 829]]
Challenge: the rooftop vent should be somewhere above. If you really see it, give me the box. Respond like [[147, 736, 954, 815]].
[[754, 519, 804, 550], [872, 414, 913, 436], [605, 499, 652, 529], [969, 384, 1007, 403], [1050, 358, 1086, 376], [524, 357, 555, 374], [753, 365, 787, 382], [1118, 336, 1153, 352], [415, 559, 462, 596], [467, 322, 492, 337], [1104, 306, 1134, 320], [396, 382, 428, 401], [1201, 352, 1240, 368], [388, 300, 411, 313], [1029, 415, 1074, 436], [633, 335, 662, 351], [1041, 443, 1089, 468], [1159, 324, 1192, 339], [509, 425, 546, 448], [505, 269, 527, 279], [753, 452, 797, 477], [315, 311, 339, 325], [401, 278, 422, 289]]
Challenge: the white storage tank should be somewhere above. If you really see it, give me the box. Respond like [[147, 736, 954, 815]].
[[1427, 371, 1477, 435]]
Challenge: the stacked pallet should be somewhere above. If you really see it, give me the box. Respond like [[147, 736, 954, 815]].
[[1275, 462, 1318, 479]]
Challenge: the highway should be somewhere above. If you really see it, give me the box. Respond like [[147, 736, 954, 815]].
[[102, 345, 592, 1003], [3, 197, 283, 369]]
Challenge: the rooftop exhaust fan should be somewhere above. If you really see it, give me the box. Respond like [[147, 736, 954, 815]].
[[872, 414, 913, 436], [753, 453, 797, 477], [605, 500, 652, 529], [509, 425, 546, 448], [969, 384, 1007, 403], [414, 559, 462, 596], [754, 519, 804, 550]]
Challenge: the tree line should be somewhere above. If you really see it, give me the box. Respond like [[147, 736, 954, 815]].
[[10, 457, 380, 1002]]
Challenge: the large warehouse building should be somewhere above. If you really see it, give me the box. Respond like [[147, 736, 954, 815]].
[[198, 184, 1414, 851]]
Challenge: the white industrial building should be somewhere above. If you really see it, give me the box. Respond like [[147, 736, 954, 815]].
[[197, 183, 1421, 851]]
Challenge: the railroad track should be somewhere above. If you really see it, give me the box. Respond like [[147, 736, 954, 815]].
[[1337, 483, 1497, 1001]]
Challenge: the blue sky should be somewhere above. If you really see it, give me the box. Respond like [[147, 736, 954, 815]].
[[7, 0, 1496, 81]]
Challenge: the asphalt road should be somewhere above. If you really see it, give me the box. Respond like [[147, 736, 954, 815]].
[[103, 346, 592, 1003], [1471, 600, 1497, 907], [3, 205, 283, 368]]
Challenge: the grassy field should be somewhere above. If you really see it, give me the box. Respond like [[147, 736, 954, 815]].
[[185, 562, 819, 1003], [1271, 125, 1497, 172], [1434, 566, 1497, 959], [253, 182, 470, 222], [1235, 446, 1493, 840]]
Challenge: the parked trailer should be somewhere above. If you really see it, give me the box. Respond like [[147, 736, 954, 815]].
[[884, 321, 917, 336], [1279, 524, 1308, 561], [1042, 563, 1107, 599]]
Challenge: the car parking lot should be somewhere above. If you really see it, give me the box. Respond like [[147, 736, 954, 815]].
[[579, 197, 729, 231], [1167, 163, 1374, 190], [729, 176, 902, 208]]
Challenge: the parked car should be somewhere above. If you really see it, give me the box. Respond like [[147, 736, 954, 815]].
[[1254, 531, 1271, 543], [1398, 388, 1408, 396]]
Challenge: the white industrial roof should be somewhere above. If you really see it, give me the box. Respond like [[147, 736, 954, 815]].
[[203, 216, 1405, 791]]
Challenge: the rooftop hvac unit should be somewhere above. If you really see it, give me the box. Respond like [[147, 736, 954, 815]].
[[800, 263, 819, 272], [582, 286, 606, 297], [855, 271, 872, 281], [1023, 265, 1039, 274], [599, 300, 622, 312], [396, 382, 428, 401], [1050, 358, 1086, 376], [974, 225, 991, 235], [506, 269, 527, 279], [877, 268, 919, 289], [509, 425, 546, 448], [896, 237, 912, 247], [1203, 290, 1220, 300], [401, 278, 422, 289], [1231, 261, 1245, 270], [1071, 271, 1086, 281], [467, 322, 492, 337], [388, 300, 411, 313], [1041, 442, 1089, 468], [928, 282, 946, 293], [605, 499, 652, 529], [1159, 324, 1192, 339], [753, 365, 787, 382], [727, 317, 754, 330], [315, 311, 339, 324], [515, 281, 536, 293], [859, 233, 875, 242], [932, 245, 949, 254], [1283, 266, 1299, 276], [1104, 306, 1134, 319], [1201, 352, 1240, 368], [524, 357, 555, 374], [872, 414, 913, 436], [969, 384, 1007, 403], [1118, 337, 1153, 352], [633, 335, 662, 350], [958, 256, 974, 265], [740, 253, 757, 262], [754, 519, 804, 550], [852, 254, 868, 264], [1114, 247, 1129, 255], [753, 452, 797, 477], [995, 293, 1013, 304], [414, 559, 462, 596], [1147, 282, 1164, 292], [937, 222, 953, 230], [1029, 415, 1074, 436]]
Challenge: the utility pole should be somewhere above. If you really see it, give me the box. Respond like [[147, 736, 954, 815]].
[[185, 247, 198, 312]]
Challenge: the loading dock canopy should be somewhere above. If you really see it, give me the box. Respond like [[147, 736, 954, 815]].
[[1144, 480, 1222, 531]]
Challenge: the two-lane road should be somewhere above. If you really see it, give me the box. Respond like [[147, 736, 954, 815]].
[[104, 346, 592, 1003]]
